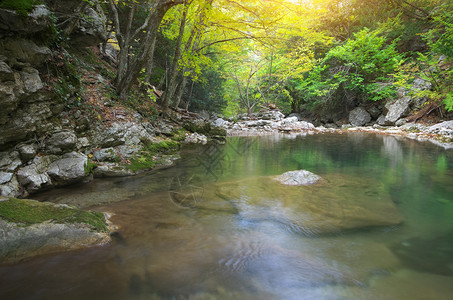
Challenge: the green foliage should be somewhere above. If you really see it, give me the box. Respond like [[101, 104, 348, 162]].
[[395, 54, 453, 111], [0, 0, 37, 16], [298, 26, 403, 111], [444, 92, 453, 112], [421, 3, 453, 58], [0, 198, 108, 232], [84, 158, 98, 175]]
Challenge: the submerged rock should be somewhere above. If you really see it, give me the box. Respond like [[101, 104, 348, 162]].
[[391, 234, 453, 276], [213, 174, 403, 235], [274, 170, 322, 186], [0, 198, 110, 263]]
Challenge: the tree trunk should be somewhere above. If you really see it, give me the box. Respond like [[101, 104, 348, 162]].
[[109, 0, 184, 101], [161, 2, 189, 110], [173, 74, 188, 109]]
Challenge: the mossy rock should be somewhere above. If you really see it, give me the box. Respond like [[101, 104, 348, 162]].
[[146, 140, 181, 154], [0, 198, 108, 232], [126, 140, 181, 172], [0, 197, 111, 263]]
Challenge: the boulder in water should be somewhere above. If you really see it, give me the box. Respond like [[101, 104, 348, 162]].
[[274, 170, 322, 186]]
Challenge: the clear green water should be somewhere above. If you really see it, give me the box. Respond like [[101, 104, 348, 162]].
[[1, 133, 453, 299]]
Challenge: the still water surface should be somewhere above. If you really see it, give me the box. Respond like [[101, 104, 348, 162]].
[[1, 133, 453, 299]]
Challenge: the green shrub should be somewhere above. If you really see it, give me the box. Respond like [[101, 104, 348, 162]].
[[298, 23, 404, 112]]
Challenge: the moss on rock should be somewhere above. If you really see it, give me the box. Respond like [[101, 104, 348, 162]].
[[0, 198, 108, 232], [126, 140, 181, 172]]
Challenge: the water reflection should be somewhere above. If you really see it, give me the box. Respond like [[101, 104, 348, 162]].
[[1, 133, 453, 299]]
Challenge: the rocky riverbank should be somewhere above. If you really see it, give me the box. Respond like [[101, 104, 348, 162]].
[[0, 1, 226, 263], [209, 109, 453, 149]]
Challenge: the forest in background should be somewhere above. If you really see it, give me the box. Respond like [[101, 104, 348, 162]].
[[2, 0, 452, 121]]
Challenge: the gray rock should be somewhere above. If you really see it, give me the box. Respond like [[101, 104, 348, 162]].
[[244, 120, 274, 127], [103, 41, 119, 63], [76, 137, 90, 149], [115, 144, 141, 159], [428, 121, 453, 137], [0, 175, 20, 197], [279, 121, 315, 132], [0, 61, 14, 81], [0, 38, 51, 66], [385, 96, 411, 125], [212, 118, 228, 128], [274, 170, 322, 186], [281, 116, 299, 125], [349, 107, 371, 126], [412, 78, 432, 92], [17, 156, 55, 192], [185, 133, 208, 144], [0, 5, 51, 33], [0, 96, 60, 146], [16, 143, 37, 162], [376, 114, 389, 126], [20, 67, 43, 94], [395, 119, 406, 127], [123, 123, 154, 145], [0, 151, 22, 172], [259, 110, 284, 121], [70, 6, 107, 47], [0, 171, 13, 184], [367, 106, 381, 119], [46, 131, 78, 154], [92, 123, 125, 147], [0, 81, 18, 123], [92, 147, 118, 162], [47, 152, 89, 185]]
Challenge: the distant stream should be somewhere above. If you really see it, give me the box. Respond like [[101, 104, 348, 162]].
[[1, 133, 453, 299]]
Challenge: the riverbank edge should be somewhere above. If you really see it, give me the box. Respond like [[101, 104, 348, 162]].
[[226, 122, 453, 149]]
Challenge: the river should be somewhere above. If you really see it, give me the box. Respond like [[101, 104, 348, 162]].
[[1, 133, 453, 299]]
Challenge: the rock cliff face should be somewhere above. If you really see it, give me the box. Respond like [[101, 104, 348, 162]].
[[0, 1, 160, 198]]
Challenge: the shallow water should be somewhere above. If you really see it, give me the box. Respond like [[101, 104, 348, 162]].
[[1, 133, 453, 299]]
